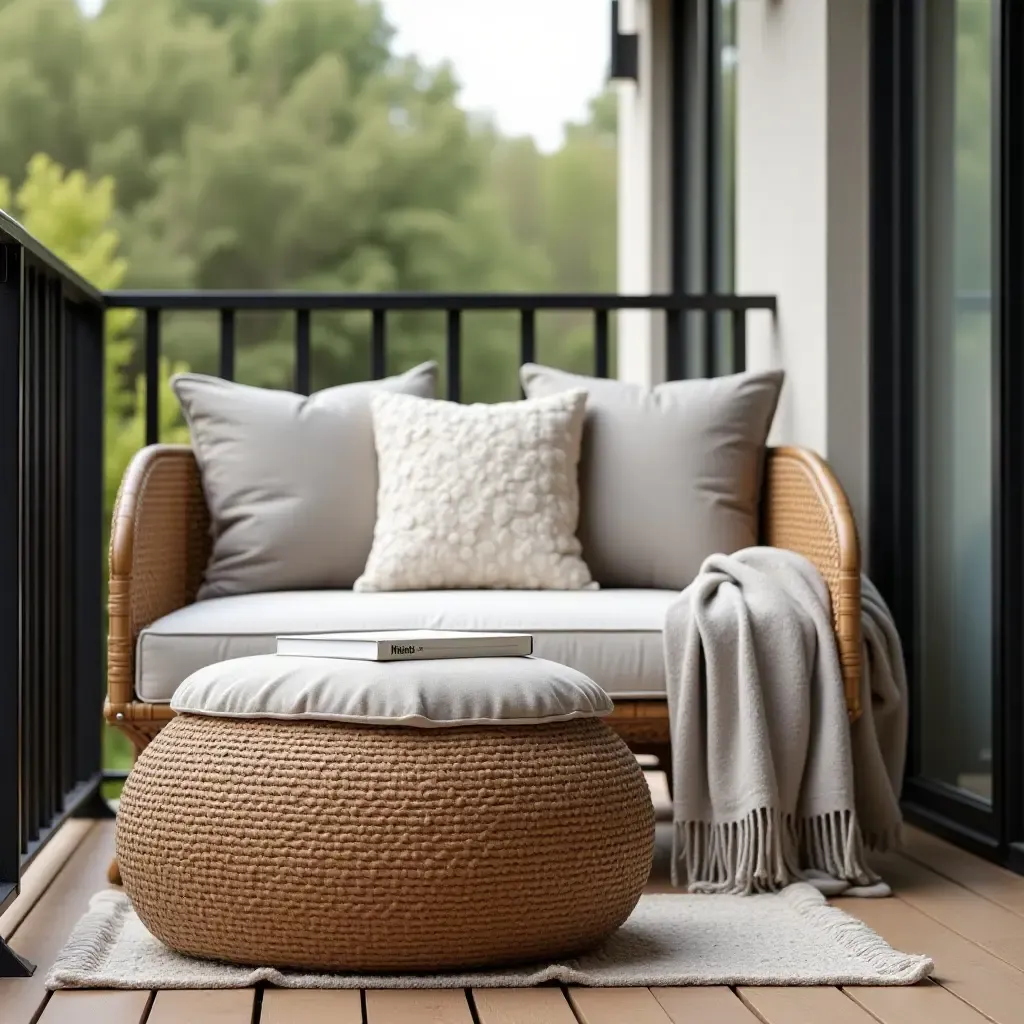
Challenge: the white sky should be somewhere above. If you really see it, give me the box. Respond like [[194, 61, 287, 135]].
[[77, 0, 610, 152], [382, 0, 609, 150]]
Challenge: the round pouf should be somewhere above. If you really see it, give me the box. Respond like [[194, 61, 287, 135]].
[[116, 713, 655, 971]]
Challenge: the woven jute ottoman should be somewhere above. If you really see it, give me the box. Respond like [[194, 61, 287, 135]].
[[116, 654, 656, 972]]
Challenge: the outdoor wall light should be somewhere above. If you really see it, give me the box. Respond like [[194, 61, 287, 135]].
[[610, 1, 639, 81]]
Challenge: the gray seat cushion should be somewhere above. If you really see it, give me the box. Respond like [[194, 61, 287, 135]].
[[136, 589, 679, 703]]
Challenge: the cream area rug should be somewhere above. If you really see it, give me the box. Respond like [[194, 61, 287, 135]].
[[48, 885, 932, 990]]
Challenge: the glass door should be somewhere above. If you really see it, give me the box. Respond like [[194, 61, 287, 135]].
[[915, 0, 994, 806], [872, 0, 1024, 862]]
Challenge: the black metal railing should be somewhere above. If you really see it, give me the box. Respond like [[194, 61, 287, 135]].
[[0, 212, 106, 977], [103, 291, 777, 445]]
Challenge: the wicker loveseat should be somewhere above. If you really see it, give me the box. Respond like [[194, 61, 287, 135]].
[[105, 442, 862, 773]]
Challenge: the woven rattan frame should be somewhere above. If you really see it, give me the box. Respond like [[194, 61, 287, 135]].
[[105, 443, 862, 756], [761, 446, 862, 719], [117, 714, 655, 971]]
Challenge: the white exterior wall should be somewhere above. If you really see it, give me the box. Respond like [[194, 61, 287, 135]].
[[616, 0, 671, 387], [737, 0, 872, 545]]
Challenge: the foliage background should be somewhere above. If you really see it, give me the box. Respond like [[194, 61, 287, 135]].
[[0, 0, 618, 401]]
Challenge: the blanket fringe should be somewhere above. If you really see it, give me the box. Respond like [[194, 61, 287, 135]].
[[673, 807, 886, 896]]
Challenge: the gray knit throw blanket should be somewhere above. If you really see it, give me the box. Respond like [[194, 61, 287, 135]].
[[663, 547, 908, 897]]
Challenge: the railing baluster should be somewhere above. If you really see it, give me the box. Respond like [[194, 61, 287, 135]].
[[295, 309, 311, 395], [42, 279, 58, 824], [666, 309, 684, 380], [371, 310, 386, 379], [732, 310, 747, 373], [703, 0, 722, 376], [18, 265, 29, 853], [36, 273, 49, 831], [519, 309, 536, 367], [219, 309, 235, 382], [145, 309, 160, 446], [0, 244, 32, 978], [53, 285, 63, 807], [0, 246, 21, 897], [71, 299, 104, 789], [33, 268, 46, 839], [594, 310, 610, 378], [58, 292, 72, 799], [34, 270, 48, 832], [703, 316, 717, 378], [23, 266, 38, 847], [446, 310, 462, 403]]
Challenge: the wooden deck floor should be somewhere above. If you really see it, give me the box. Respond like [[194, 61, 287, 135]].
[[3, 775, 1023, 1024]]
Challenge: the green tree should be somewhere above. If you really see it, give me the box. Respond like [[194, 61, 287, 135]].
[[0, 0, 89, 176], [954, 0, 991, 293]]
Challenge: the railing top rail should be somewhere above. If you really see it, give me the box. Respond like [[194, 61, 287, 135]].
[[104, 291, 779, 313], [0, 210, 103, 305]]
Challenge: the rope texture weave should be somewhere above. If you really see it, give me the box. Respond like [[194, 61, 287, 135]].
[[117, 714, 655, 972]]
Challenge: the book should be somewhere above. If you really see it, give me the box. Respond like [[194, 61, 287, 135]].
[[275, 629, 534, 662]]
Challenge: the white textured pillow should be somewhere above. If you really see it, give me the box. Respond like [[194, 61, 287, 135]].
[[171, 654, 613, 728], [355, 390, 596, 592]]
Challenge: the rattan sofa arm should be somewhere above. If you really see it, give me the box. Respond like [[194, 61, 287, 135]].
[[107, 444, 211, 711], [761, 446, 862, 721]]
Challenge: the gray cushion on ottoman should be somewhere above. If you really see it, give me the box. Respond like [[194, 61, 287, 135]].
[[171, 653, 614, 727]]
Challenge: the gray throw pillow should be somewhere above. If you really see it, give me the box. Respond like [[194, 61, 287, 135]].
[[172, 363, 437, 599], [520, 364, 784, 589]]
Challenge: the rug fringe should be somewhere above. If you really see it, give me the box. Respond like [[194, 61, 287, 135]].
[[779, 884, 933, 983], [46, 891, 131, 989]]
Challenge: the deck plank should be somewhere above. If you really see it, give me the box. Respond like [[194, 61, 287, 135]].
[[364, 989, 474, 1023], [568, 987, 672, 1024], [0, 819, 96, 942], [901, 826, 1024, 920], [651, 986, 761, 1022], [874, 851, 1024, 972], [738, 986, 877, 1023], [838, 894, 1024, 1024], [472, 988, 578, 1024], [35, 990, 151, 1024], [259, 989, 362, 1023], [0, 821, 115, 1024], [146, 989, 255, 1024], [846, 979, 994, 1024]]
